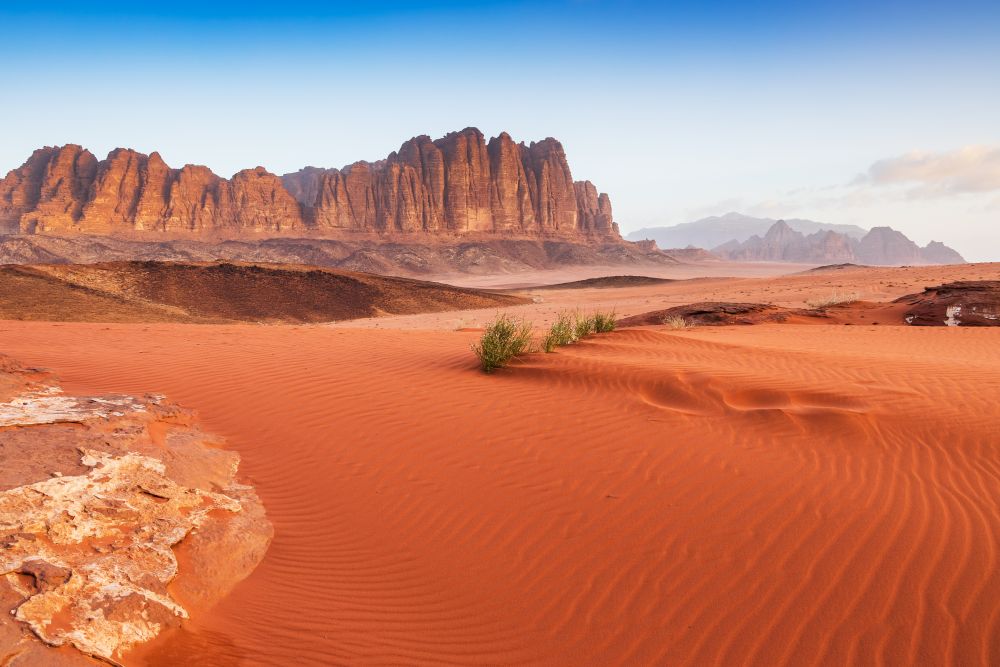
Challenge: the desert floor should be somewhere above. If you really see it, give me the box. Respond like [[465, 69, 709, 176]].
[[1, 262, 998, 665]]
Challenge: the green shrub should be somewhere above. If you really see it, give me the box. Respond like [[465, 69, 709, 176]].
[[542, 312, 576, 352], [573, 313, 596, 340], [542, 310, 617, 352], [472, 314, 534, 373], [593, 311, 617, 333]]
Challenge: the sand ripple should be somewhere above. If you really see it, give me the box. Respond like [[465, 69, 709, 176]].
[[0, 321, 996, 665]]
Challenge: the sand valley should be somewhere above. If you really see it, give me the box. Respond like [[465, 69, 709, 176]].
[[1, 260, 997, 665]]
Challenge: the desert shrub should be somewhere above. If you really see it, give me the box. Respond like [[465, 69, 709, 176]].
[[543, 310, 617, 352], [574, 313, 596, 340], [806, 291, 861, 309], [543, 312, 576, 352], [593, 311, 617, 333], [663, 315, 689, 329], [472, 314, 534, 373]]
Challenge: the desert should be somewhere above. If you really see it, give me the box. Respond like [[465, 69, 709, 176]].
[[4, 1, 1000, 665], [2, 258, 999, 665]]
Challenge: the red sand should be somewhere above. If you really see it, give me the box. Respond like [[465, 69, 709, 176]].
[[1, 315, 998, 665]]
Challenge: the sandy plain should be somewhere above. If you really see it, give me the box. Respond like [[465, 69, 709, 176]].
[[1, 261, 998, 665]]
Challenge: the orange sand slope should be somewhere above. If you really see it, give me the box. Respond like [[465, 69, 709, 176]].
[[1, 320, 997, 665]]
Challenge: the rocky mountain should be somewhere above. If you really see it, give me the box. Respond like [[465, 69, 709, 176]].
[[712, 220, 965, 265], [0, 128, 619, 241], [920, 241, 966, 265], [854, 226, 924, 265], [626, 212, 868, 249]]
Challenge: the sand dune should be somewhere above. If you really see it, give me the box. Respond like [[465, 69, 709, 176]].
[[1, 314, 997, 665], [333, 261, 999, 331]]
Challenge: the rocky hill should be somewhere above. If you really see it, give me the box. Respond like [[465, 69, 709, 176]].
[[0, 234, 675, 277], [0, 128, 618, 240], [0, 261, 529, 323], [712, 220, 964, 265]]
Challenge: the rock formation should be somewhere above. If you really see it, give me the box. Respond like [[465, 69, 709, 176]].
[[617, 302, 816, 327], [0, 357, 272, 665], [895, 281, 1000, 326], [0, 129, 620, 241], [712, 220, 965, 265], [919, 241, 966, 265], [714, 221, 855, 263], [0, 231, 674, 277], [854, 226, 923, 265], [625, 212, 869, 249]]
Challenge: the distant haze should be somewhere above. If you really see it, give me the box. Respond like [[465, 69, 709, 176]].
[[626, 213, 869, 250]]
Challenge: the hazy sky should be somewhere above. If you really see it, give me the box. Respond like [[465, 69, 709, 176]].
[[2, 1, 998, 260]]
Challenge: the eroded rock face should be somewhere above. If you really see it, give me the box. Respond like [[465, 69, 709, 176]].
[[287, 128, 619, 236], [895, 281, 1000, 326], [1, 129, 619, 241], [0, 386, 150, 427], [0, 359, 272, 665], [0, 146, 98, 235], [2, 450, 241, 659]]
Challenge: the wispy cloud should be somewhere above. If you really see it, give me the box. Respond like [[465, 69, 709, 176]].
[[853, 145, 1000, 196]]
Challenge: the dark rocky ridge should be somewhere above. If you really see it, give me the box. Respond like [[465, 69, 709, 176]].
[[0, 234, 676, 277], [617, 302, 815, 327], [0, 261, 531, 324], [895, 281, 1000, 326]]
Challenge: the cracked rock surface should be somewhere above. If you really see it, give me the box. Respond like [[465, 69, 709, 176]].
[[0, 357, 272, 665]]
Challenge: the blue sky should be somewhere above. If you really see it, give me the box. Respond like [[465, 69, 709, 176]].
[[2, 1, 999, 259]]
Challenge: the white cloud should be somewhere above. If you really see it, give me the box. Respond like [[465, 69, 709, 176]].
[[855, 145, 1000, 196]]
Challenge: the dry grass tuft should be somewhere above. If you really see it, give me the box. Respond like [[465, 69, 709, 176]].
[[663, 315, 689, 329], [806, 291, 861, 309]]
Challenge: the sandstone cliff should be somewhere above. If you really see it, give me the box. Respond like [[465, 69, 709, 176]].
[[0, 129, 620, 241], [712, 221, 965, 265], [283, 128, 618, 237]]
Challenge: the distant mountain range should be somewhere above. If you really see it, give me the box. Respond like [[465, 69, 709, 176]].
[[712, 220, 964, 265], [626, 212, 868, 249], [627, 212, 965, 265]]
